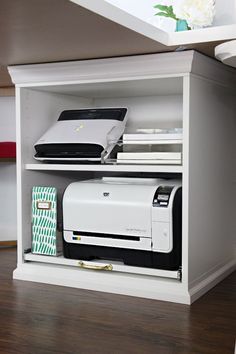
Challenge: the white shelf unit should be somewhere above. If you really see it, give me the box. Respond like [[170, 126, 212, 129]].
[[9, 50, 236, 304], [71, 0, 236, 47], [25, 163, 183, 174]]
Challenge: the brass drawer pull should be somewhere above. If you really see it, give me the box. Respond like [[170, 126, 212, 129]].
[[78, 261, 113, 271]]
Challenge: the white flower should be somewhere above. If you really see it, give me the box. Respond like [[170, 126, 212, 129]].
[[174, 0, 215, 29]]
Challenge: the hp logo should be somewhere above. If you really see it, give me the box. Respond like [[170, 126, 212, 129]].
[[103, 192, 110, 197]]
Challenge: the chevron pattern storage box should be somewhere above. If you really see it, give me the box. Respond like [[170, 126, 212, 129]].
[[32, 186, 61, 256]]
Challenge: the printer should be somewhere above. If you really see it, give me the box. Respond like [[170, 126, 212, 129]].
[[34, 108, 128, 162], [63, 177, 182, 270]]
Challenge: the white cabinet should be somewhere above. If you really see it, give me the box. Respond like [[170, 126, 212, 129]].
[[8, 50, 236, 304]]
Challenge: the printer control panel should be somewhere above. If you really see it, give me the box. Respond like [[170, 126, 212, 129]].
[[153, 186, 174, 208], [152, 185, 176, 253]]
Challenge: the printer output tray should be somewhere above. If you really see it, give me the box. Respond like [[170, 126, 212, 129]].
[[34, 143, 103, 162]]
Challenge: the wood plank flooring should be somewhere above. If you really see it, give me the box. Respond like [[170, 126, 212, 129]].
[[0, 248, 235, 354]]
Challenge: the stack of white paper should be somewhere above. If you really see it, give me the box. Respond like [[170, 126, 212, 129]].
[[117, 152, 182, 165], [122, 128, 183, 144]]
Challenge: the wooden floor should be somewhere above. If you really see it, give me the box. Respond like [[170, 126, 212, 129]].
[[0, 248, 235, 354]]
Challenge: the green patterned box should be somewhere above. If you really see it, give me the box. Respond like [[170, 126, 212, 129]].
[[32, 186, 61, 256]]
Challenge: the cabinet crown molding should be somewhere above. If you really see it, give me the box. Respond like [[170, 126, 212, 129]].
[[8, 50, 236, 88]]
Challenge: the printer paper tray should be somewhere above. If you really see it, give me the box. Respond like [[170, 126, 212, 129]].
[[24, 253, 181, 280], [34, 157, 101, 162], [64, 231, 152, 250]]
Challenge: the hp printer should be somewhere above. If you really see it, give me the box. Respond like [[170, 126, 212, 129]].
[[34, 108, 128, 162], [63, 178, 182, 270]]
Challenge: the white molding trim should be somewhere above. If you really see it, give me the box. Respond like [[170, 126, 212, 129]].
[[13, 263, 190, 304], [8, 51, 236, 88], [8, 51, 194, 85], [189, 259, 236, 303]]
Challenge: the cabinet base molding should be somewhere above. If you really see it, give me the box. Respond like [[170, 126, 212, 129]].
[[14, 263, 190, 304], [13, 259, 235, 304], [189, 259, 236, 303]]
